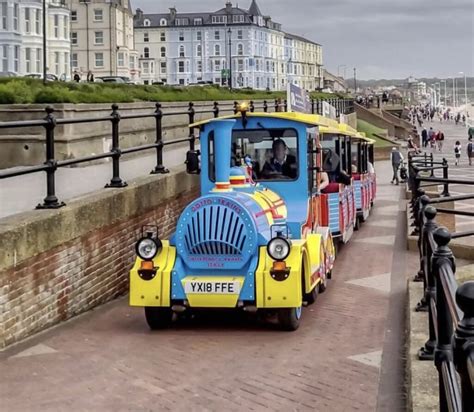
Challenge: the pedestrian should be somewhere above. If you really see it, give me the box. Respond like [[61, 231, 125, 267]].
[[454, 141, 462, 166], [73, 72, 80, 82], [421, 127, 428, 148], [467, 137, 473, 166], [437, 130, 444, 152], [87, 71, 94, 82], [428, 127, 434, 147], [390, 147, 403, 185], [462, 114, 466, 125]]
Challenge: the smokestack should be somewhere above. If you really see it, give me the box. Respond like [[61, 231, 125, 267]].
[[210, 119, 236, 191], [225, 2, 232, 13]]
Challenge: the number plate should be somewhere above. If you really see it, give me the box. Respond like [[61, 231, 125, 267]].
[[184, 281, 241, 295]]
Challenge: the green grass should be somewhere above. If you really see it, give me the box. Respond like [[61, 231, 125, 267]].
[[0, 78, 342, 105], [357, 119, 393, 148]]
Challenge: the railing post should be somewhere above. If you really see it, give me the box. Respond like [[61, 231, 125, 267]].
[[284, 99, 288, 112], [414, 195, 431, 283], [453, 282, 474, 411], [188, 102, 195, 151], [151, 102, 169, 175], [36, 106, 65, 209], [213, 101, 219, 118], [311, 98, 315, 114], [249, 100, 255, 113], [432, 227, 456, 411], [263, 100, 268, 113], [233, 101, 238, 115], [441, 158, 450, 197], [105, 104, 127, 188], [418, 206, 438, 361], [430, 152, 435, 177]]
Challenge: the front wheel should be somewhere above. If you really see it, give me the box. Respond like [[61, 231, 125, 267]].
[[144, 307, 173, 330], [277, 307, 302, 331]]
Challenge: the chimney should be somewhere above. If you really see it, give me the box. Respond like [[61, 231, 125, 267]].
[[135, 8, 143, 21], [210, 119, 236, 191], [169, 7, 177, 22], [225, 2, 232, 13]]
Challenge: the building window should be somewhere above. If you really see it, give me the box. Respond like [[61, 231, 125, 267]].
[[197, 60, 202, 72], [160, 18, 167, 26], [36, 48, 41, 72], [25, 8, 31, 33], [95, 52, 104, 67], [237, 44, 243, 56], [233, 15, 244, 23], [2, 45, 7, 72], [179, 45, 185, 57], [214, 44, 220, 56], [65, 52, 69, 77], [194, 18, 202, 25], [237, 30, 243, 40], [214, 30, 220, 40], [160, 47, 166, 58], [54, 14, 59, 38], [13, 4, 18, 31], [25, 48, 31, 73], [117, 52, 124, 67], [54, 51, 59, 75], [94, 31, 103, 45], [94, 9, 103, 22], [71, 53, 78, 68], [179, 32, 184, 41], [175, 18, 188, 26], [214, 60, 221, 72], [144, 47, 149, 58], [160, 32, 165, 41], [129, 55, 135, 69], [143, 19, 150, 27], [196, 31, 202, 41], [160, 62, 166, 74], [71, 32, 78, 45], [14, 46, 19, 72], [63, 16, 68, 38], [35, 9, 41, 34], [144, 32, 149, 42], [238, 59, 244, 71], [196, 45, 202, 57], [212, 15, 227, 24], [178, 61, 184, 73], [71, 10, 77, 22], [142, 61, 149, 74], [1, 3, 7, 30]]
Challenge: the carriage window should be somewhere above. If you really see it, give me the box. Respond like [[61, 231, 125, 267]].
[[209, 128, 299, 181]]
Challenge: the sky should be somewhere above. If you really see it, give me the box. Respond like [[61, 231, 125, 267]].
[[132, 0, 474, 80]]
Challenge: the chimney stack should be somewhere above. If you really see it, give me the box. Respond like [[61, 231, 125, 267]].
[[225, 2, 232, 13]]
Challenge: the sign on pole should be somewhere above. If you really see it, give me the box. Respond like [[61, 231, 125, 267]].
[[287, 83, 311, 113], [322, 102, 337, 120]]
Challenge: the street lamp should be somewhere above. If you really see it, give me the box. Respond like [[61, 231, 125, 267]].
[[440, 79, 446, 106], [337, 64, 346, 79], [459, 71, 468, 111], [452, 77, 457, 108], [353, 67, 357, 94], [227, 28, 232, 89], [42, 0, 47, 84]]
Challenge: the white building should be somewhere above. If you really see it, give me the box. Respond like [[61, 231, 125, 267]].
[[0, 0, 71, 79], [134, 0, 323, 90], [68, 0, 139, 81]]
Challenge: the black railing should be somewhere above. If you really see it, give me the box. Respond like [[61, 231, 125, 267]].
[[0, 98, 354, 210], [408, 154, 474, 411]]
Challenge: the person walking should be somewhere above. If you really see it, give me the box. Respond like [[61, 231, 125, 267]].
[[467, 137, 473, 166], [428, 127, 435, 149], [454, 141, 462, 166], [421, 127, 428, 148], [437, 130, 444, 152], [390, 147, 403, 185], [73, 72, 80, 82]]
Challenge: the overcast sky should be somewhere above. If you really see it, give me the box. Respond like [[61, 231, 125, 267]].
[[133, 0, 474, 80]]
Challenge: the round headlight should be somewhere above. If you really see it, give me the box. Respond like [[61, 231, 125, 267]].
[[267, 237, 291, 261], [135, 237, 162, 260]]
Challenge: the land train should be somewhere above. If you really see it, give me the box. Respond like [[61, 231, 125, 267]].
[[129, 108, 376, 331]]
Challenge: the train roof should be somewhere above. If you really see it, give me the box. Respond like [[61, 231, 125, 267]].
[[190, 111, 332, 128]]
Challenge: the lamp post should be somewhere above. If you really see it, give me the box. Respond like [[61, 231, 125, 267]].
[[353, 67, 357, 94], [227, 28, 232, 89], [42, 0, 47, 84], [337, 64, 346, 79], [459, 71, 468, 111], [440, 79, 446, 106]]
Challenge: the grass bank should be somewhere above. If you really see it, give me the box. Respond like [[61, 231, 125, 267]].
[[357, 118, 393, 147], [0, 78, 342, 105]]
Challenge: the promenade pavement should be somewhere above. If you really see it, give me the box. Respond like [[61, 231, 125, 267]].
[[0, 160, 416, 411]]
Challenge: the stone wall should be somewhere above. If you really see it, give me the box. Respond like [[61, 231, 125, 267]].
[[0, 167, 199, 348]]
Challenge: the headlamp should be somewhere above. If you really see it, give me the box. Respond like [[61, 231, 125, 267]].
[[135, 236, 162, 261], [267, 237, 291, 261]]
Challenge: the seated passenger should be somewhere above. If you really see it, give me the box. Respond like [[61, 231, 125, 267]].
[[261, 139, 297, 179], [319, 171, 330, 191]]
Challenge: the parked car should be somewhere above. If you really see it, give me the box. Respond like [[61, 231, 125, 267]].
[[24, 73, 58, 81], [0, 71, 17, 78]]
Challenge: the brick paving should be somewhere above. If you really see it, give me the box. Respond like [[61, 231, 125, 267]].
[[0, 161, 410, 411]]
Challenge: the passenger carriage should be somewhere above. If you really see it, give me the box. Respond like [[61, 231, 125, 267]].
[[129, 108, 336, 331]]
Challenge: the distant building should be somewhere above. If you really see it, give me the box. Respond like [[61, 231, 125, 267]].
[[0, 0, 71, 79], [133, 0, 323, 90], [68, 0, 139, 81], [323, 69, 347, 93], [406, 76, 426, 101]]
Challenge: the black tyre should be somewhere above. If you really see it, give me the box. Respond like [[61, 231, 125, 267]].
[[277, 307, 302, 331], [144, 307, 173, 330], [327, 269, 333, 280], [354, 217, 361, 231], [304, 283, 318, 304]]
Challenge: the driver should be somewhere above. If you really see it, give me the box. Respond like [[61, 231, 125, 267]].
[[261, 139, 297, 179]]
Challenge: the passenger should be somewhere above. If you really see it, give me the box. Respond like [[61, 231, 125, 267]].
[[319, 171, 329, 191], [261, 139, 297, 179]]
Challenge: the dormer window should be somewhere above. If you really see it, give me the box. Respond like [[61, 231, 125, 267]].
[[194, 18, 202, 25], [212, 15, 227, 24], [232, 15, 244, 23], [160, 18, 167, 26], [143, 19, 150, 26]]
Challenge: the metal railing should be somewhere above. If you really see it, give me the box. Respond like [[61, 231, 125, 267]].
[[407, 154, 474, 411], [0, 98, 355, 210]]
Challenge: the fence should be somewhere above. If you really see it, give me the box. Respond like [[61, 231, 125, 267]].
[[408, 153, 474, 411], [0, 98, 354, 211]]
